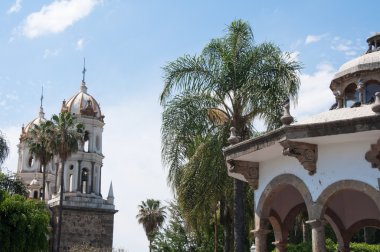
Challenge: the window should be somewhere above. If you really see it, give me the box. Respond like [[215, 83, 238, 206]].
[[344, 83, 359, 107], [33, 191, 38, 199], [365, 82, 380, 103], [81, 168, 88, 194], [84, 131, 89, 152], [69, 174, 73, 192], [28, 156, 34, 168]]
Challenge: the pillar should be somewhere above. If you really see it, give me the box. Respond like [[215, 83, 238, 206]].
[[252, 229, 270, 252], [272, 241, 286, 252], [306, 219, 326, 252]]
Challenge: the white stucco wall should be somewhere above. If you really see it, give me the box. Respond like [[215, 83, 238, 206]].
[[255, 139, 380, 206]]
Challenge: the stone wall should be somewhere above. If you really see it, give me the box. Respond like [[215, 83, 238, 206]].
[[51, 206, 116, 251]]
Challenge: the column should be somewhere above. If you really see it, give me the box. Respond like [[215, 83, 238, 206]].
[[306, 219, 326, 252], [90, 162, 95, 193], [252, 229, 270, 252], [77, 160, 82, 192], [272, 241, 286, 252]]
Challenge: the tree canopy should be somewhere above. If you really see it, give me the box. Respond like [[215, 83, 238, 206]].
[[160, 19, 301, 251]]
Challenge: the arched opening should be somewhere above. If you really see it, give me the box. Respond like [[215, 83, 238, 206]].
[[255, 174, 313, 251], [84, 131, 90, 152], [28, 156, 34, 168], [344, 83, 359, 107], [364, 81, 380, 103], [33, 190, 38, 199], [317, 181, 380, 251], [81, 168, 88, 194], [69, 174, 73, 192]]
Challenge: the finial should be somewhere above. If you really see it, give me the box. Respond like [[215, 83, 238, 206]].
[[82, 57, 86, 83], [371, 92, 380, 113], [80, 58, 88, 93], [227, 127, 240, 145], [38, 86, 45, 119], [280, 98, 294, 126], [107, 181, 114, 204]]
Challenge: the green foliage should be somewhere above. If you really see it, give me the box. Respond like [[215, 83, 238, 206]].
[[0, 131, 9, 165], [137, 199, 167, 251], [160, 19, 301, 250], [350, 242, 380, 252], [0, 172, 28, 196], [273, 239, 380, 252], [0, 192, 50, 252]]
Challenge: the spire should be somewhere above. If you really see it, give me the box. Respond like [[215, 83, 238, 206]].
[[38, 86, 45, 119], [107, 181, 114, 204], [80, 58, 88, 93]]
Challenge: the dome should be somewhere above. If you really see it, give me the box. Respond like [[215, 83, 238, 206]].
[[333, 33, 380, 80], [333, 50, 380, 79], [63, 82, 102, 119], [22, 107, 46, 138]]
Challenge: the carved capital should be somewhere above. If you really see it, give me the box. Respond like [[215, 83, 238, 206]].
[[365, 138, 380, 170], [280, 140, 318, 175], [228, 160, 259, 189]]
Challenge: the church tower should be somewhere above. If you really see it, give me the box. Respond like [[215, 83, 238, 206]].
[[48, 67, 117, 251], [16, 91, 56, 201]]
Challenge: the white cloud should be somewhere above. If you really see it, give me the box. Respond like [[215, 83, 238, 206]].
[[76, 38, 84, 50], [305, 34, 327, 45], [7, 0, 22, 14], [293, 62, 336, 120], [22, 0, 100, 38], [331, 37, 362, 57], [43, 48, 60, 58]]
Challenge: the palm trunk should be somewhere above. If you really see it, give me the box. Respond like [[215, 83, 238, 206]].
[[42, 164, 46, 201], [149, 239, 152, 252], [214, 206, 218, 252], [56, 160, 65, 252], [234, 179, 245, 252]]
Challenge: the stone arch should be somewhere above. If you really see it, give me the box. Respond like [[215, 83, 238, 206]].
[[316, 180, 380, 219], [346, 219, 380, 242], [256, 174, 313, 219]]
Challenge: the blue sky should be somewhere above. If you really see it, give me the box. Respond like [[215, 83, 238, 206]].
[[0, 0, 379, 251]]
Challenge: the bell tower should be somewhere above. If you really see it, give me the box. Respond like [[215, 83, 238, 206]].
[[48, 65, 116, 251]]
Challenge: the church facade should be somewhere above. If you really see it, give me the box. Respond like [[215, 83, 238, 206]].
[[16, 75, 116, 251], [224, 34, 380, 252]]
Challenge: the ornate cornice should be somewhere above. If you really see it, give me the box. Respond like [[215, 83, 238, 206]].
[[280, 140, 318, 175], [228, 160, 259, 189], [365, 138, 380, 170]]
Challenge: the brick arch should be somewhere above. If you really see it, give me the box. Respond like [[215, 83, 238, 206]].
[[315, 180, 380, 220], [256, 174, 313, 220]]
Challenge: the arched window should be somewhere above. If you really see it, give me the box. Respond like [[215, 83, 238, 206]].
[[344, 83, 359, 107], [81, 168, 88, 194], [84, 131, 90, 152], [28, 156, 34, 168], [69, 174, 73, 192], [365, 82, 380, 103]]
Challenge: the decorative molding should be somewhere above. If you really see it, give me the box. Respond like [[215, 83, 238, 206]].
[[80, 99, 97, 117], [280, 140, 318, 175], [228, 160, 259, 189], [365, 138, 380, 170]]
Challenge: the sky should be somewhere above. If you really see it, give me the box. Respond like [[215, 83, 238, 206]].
[[0, 0, 379, 251]]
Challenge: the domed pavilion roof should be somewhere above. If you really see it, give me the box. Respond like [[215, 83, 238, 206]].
[[62, 81, 102, 119], [332, 33, 380, 80]]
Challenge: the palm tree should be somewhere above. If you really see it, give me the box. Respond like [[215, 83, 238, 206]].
[[49, 112, 84, 252], [137, 199, 167, 252], [25, 121, 54, 201], [160, 20, 301, 251], [0, 131, 9, 166]]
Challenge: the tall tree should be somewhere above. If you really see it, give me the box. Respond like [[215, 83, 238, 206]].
[[49, 112, 84, 252], [137, 199, 167, 252], [25, 121, 54, 201], [160, 20, 301, 251]]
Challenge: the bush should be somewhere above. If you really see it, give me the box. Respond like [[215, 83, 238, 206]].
[[271, 239, 380, 252]]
